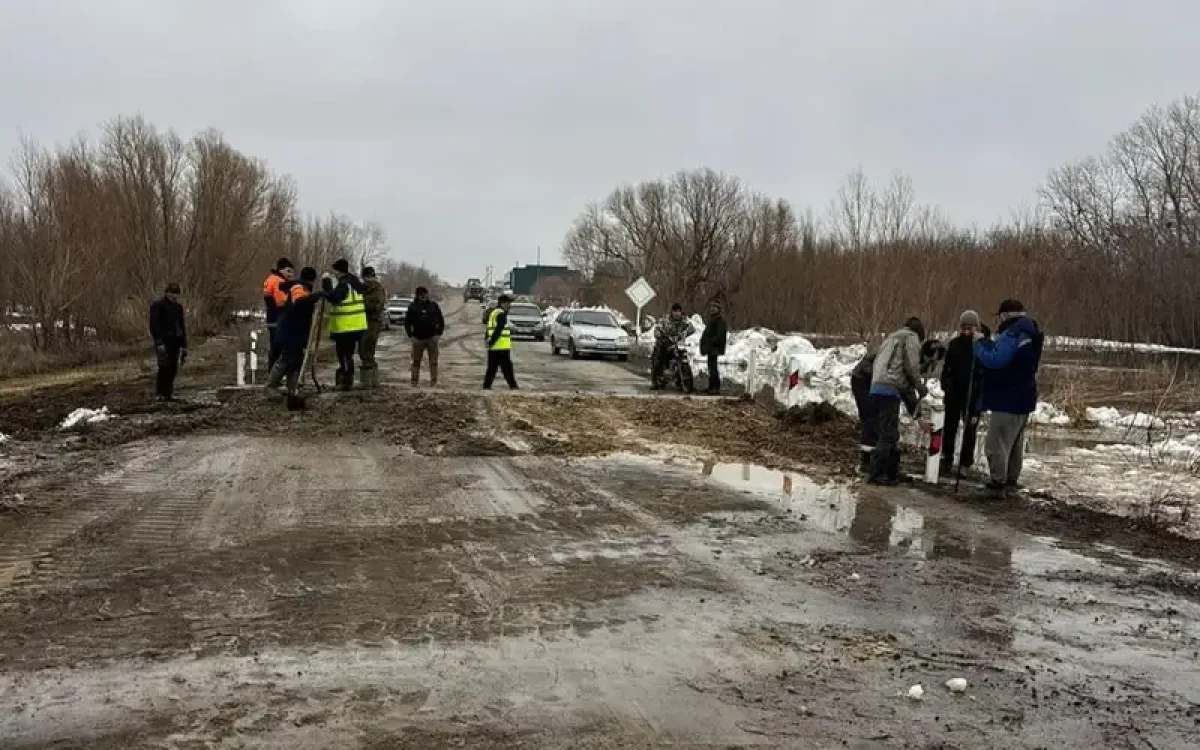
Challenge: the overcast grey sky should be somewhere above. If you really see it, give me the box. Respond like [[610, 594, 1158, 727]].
[[2, 0, 1198, 281]]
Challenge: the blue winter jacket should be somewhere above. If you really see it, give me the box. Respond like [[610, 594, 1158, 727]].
[[973, 316, 1044, 415]]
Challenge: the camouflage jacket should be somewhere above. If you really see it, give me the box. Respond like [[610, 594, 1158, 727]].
[[362, 278, 387, 321], [654, 316, 696, 344]]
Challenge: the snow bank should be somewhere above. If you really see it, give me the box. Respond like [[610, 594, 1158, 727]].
[[1084, 406, 1165, 430], [0, 432, 9, 444], [59, 407, 113, 430], [1046, 336, 1200, 356]]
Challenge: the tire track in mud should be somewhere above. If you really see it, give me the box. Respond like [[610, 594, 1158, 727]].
[[0, 439, 223, 592]]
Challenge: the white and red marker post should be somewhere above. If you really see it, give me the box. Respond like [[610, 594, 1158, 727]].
[[923, 404, 946, 484]]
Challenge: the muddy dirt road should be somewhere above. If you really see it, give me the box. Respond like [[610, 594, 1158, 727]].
[[375, 299, 649, 394], [2, 300, 1199, 749]]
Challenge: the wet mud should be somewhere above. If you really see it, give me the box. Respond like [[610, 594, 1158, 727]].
[[4, 302, 1200, 748]]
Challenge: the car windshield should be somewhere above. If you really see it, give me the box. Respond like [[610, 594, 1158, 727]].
[[509, 305, 541, 317], [572, 311, 618, 327]]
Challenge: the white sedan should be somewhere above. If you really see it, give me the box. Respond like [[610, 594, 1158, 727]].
[[548, 309, 631, 360]]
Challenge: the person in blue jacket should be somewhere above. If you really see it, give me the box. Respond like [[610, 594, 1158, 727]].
[[972, 299, 1044, 496]]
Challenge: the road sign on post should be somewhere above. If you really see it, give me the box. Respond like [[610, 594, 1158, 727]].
[[624, 276, 657, 334]]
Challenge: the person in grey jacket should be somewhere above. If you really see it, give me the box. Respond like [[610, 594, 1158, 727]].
[[867, 317, 928, 485]]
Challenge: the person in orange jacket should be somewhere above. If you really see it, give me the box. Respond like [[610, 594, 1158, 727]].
[[263, 257, 294, 371]]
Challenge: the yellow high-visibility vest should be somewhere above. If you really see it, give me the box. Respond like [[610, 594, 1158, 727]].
[[327, 283, 368, 334], [486, 307, 512, 351]]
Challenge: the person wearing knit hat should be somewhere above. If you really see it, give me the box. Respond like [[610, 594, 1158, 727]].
[[940, 310, 989, 477], [262, 257, 296, 374], [321, 258, 369, 390]]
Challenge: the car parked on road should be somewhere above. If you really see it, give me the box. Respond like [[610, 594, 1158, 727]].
[[387, 297, 412, 329], [549, 308, 631, 360], [506, 303, 546, 341]]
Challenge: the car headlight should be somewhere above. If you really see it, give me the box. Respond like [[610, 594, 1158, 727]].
[[578, 334, 595, 342], [616, 336, 629, 344]]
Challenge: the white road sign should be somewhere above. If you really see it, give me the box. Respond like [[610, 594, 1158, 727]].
[[624, 277, 656, 309]]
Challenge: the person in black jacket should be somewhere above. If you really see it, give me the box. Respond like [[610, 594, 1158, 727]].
[[699, 300, 728, 395], [149, 283, 188, 402], [940, 310, 987, 474], [265, 267, 321, 394], [405, 286, 445, 386]]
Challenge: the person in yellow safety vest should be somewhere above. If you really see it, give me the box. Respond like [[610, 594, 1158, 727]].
[[321, 258, 369, 391], [483, 294, 519, 390]]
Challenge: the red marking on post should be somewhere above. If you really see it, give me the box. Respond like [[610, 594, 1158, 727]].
[[927, 430, 943, 456], [788, 371, 800, 389]]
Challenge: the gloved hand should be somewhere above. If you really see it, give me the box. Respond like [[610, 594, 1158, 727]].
[[180, 349, 188, 366], [155, 343, 165, 356]]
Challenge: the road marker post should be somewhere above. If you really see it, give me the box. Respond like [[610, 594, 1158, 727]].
[[624, 276, 657, 340]]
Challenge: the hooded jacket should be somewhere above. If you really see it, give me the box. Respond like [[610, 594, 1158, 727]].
[[973, 315, 1044, 415], [870, 327, 926, 399]]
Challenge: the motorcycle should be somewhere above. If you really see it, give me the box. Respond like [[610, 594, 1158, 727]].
[[654, 339, 695, 393]]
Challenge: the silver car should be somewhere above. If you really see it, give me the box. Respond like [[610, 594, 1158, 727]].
[[549, 309, 631, 360], [505, 302, 546, 340]]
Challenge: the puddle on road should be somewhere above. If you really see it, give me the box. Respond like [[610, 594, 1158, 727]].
[[647, 456, 1177, 578]]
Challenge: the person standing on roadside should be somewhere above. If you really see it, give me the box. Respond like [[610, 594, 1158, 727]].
[[358, 266, 387, 388], [405, 286, 445, 386], [265, 267, 320, 394], [483, 294, 519, 389], [867, 317, 928, 485], [973, 299, 1044, 497], [940, 310, 988, 476], [322, 258, 368, 391], [699, 300, 728, 395], [149, 282, 188, 402], [263, 258, 294, 371]]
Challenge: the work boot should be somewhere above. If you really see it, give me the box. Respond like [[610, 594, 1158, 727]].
[[368, 369, 380, 389], [411, 369, 420, 387], [335, 371, 350, 391], [285, 370, 300, 395], [264, 362, 286, 391], [429, 364, 438, 387], [858, 451, 872, 474]]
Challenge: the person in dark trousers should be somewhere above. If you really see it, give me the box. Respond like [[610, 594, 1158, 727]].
[[149, 282, 188, 402], [940, 310, 988, 475], [699, 300, 728, 395], [650, 304, 696, 390], [358, 266, 387, 388], [262, 258, 294, 371], [483, 294, 518, 389], [851, 347, 923, 474], [405, 286, 445, 386], [265, 267, 321, 394], [868, 317, 928, 485], [322, 259, 368, 391], [973, 299, 1044, 497]]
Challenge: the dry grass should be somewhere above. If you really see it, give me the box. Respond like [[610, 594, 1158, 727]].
[[0, 331, 146, 387]]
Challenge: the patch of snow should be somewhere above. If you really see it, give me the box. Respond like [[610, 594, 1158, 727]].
[[1084, 406, 1165, 430], [59, 407, 113, 430], [1029, 402, 1072, 426], [0, 432, 9, 444], [1046, 336, 1200, 356]]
